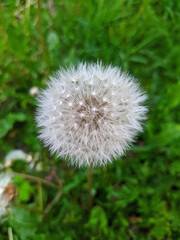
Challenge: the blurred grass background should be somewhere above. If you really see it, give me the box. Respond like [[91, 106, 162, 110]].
[[0, 0, 180, 239]]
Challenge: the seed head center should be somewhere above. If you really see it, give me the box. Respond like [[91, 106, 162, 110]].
[[74, 96, 108, 129]]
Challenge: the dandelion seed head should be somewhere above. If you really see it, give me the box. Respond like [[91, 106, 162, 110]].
[[36, 62, 147, 167], [0, 173, 15, 217]]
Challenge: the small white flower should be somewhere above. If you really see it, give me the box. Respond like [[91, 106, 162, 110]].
[[29, 86, 39, 96], [0, 173, 13, 217], [36, 62, 147, 167]]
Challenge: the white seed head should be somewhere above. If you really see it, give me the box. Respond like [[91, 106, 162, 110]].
[[0, 173, 13, 217], [36, 62, 147, 167]]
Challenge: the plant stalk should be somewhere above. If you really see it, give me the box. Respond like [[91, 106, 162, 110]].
[[8, 227, 13, 240], [87, 163, 93, 211], [13, 171, 60, 190]]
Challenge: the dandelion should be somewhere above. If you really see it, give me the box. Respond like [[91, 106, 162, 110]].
[[36, 62, 147, 167], [0, 173, 17, 217]]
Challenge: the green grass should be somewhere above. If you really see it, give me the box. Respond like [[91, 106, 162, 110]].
[[0, 0, 180, 239]]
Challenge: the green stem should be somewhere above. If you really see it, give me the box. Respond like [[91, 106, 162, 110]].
[[8, 227, 13, 240], [37, 181, 43, 221], [38, 182, 43, 210], [87, 163, 93, 211], [44, 191, 62, 214], [13, 172, 63, 215], [13, 171, 60, 190], [15, 203, 44, 215]]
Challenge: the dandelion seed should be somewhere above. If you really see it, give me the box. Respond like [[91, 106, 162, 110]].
[[36, 62, 147, 167], [29, 86, 39, 96]]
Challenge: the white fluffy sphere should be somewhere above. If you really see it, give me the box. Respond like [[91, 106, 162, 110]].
[[0, 173, 12, 217], [36, 62, 147, 167]]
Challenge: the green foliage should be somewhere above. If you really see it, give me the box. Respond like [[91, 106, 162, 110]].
[[86, 206, 108, 235], [0, 113, 26, 139], [10, 208, 38, 239], [0, 0, 180, 239], [14, 176, 34, 202]]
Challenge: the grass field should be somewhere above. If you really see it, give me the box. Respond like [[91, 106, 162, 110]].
[[0, 0, 180, 239]]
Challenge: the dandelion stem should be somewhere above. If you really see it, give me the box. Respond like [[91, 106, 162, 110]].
[[44, 191, 62, 214], [87, 163, 93, 210], [12, 171, 60, 190], [15, 203, 44, 215], [37, 181, 43, 221], [13, 172, 63, 215], [37, 0, 50, 75], [38, 182, 43, 210], [43, 174, 63, 214], [8, 227, 13, 240]]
